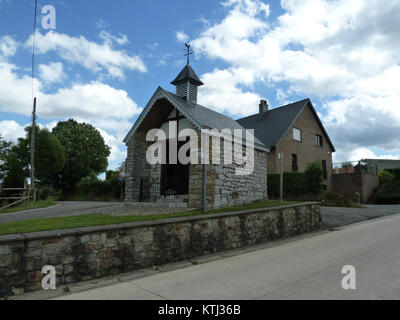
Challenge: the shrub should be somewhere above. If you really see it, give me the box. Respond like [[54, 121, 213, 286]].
[[267, 161, 323, 199], [71, 170, 124, 201], [303, 161, 323, 194], [386, 169, 400, 181], [321, 191, 361, 208], [39, 187, 52, 200], [371, 181, 400, 204], [378, 170, 395, 184]]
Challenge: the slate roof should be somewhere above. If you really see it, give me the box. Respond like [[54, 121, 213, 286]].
[[237, 99, 335, 152], [124, 87, 267, 151], [171, 64, 204, 86]]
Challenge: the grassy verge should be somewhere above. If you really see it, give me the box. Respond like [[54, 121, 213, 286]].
[[0, 200, 298, 236], [0, 199, 58, 214], [320, 202, 363, 208]]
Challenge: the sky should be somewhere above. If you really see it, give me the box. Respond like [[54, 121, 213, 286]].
[[0, 0, 400, 171]]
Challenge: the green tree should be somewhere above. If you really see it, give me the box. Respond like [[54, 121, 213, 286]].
[[52, 119, 110, 193], [1, 126, 65, 187], [0, 134, 12, 181], [342, 162, 354, 168], [2, 151, 26, 188]]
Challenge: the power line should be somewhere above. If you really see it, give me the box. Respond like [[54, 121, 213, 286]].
[[30, 0, 38, 201], [31, 0, 38, 99]]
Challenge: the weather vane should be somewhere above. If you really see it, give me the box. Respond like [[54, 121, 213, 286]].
[[184, 43, 193, 65]]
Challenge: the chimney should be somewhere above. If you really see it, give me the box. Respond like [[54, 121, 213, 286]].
[[259, 99, 268, 115]]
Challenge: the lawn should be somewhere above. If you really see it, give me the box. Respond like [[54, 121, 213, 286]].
[[0, 200, 298, 236], [0, 199, 58, 214]]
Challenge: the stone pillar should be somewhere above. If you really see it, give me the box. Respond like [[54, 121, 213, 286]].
[[125, 132, 152, 202]]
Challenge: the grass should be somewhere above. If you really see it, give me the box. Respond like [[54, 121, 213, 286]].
[[320, 202, 363, 208], [0, 198, 58, 214], [0, 200, 298, 236]]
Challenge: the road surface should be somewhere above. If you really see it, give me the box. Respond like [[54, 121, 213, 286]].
[[320, 204, 400, 228], [53, 213, 400, 300]]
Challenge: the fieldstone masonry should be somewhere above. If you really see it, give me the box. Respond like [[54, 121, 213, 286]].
[[0, 203, 320, 297], [126, 127, 269, 209]]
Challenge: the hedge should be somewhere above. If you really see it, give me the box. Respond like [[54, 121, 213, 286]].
[[267, 161, 323, 198]]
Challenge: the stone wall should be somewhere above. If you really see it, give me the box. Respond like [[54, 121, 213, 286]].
[[127, 127, 269, 210], [125, 132, 161, 202], [0, 203, 320, 297], [188, 136, 268, 209]]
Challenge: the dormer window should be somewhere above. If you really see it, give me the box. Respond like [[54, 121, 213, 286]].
[[293, 128, 302, 142]]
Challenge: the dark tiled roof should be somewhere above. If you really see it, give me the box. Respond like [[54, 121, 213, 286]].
[[124, 87, 267, 151], [171, 64, 204, 86], [164, 90, 266, 149], [237, 99, 335, 151]]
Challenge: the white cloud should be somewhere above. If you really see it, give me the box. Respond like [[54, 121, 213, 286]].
[[0, 36, 18, 60], [99, 31, 129, 46], [334, 147, 400, 163], [198, 68, 262, 116], [0, 59, 142, 169], [97, 128, 126, 166], [38, 62, 65, 84], [0, 62, 141, 121], [190, 0, 400, 160], [176, 31, 189, 42], [27, 31, 146, 79], [0, 120, 26, 142]]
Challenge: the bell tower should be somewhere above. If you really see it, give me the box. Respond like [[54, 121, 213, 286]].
[[171, 44, 204, 105]]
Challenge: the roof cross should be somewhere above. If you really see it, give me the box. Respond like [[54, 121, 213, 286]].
[[184, 43, 193, 65]]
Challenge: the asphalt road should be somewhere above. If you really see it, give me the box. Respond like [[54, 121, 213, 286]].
[[54, 213, 400, 300], [0, 201, 123, 223], [321, 204, 400, 228]]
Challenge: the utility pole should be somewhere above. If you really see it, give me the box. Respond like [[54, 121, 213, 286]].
[[30, 97, 37, 202], [279, 152, 283, 203]]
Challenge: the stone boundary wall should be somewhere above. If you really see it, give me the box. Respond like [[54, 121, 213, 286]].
[[0, 203, 321, 297]]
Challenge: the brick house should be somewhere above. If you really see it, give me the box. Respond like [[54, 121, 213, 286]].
[[237, 99, 336, 190], [123, 63, 269, 209]]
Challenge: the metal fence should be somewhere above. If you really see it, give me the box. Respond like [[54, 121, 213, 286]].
[[332, 160, 378, 176]]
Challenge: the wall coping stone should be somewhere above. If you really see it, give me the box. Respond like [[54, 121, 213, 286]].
[[0, 202, 319, 244]]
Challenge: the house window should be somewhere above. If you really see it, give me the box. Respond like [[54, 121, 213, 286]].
[[292, 154, 298, 172], [293, 128, 302, 142], [322, 160, 327, 179], [315, 134, 323, 147]]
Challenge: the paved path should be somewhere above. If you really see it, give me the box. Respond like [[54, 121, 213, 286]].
[[321, 205, 400, 228], [0, 201, 123, 223], [0, 201, 192, 223], [52, 213, 400, 300]]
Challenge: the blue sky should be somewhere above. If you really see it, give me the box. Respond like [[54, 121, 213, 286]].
[[1, 0, 400, 170]]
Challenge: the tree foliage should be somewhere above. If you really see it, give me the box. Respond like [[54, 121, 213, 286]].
[[52, 119, 110, 193], [0, 134, 12, 181], [2, 126, 66, 188]]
